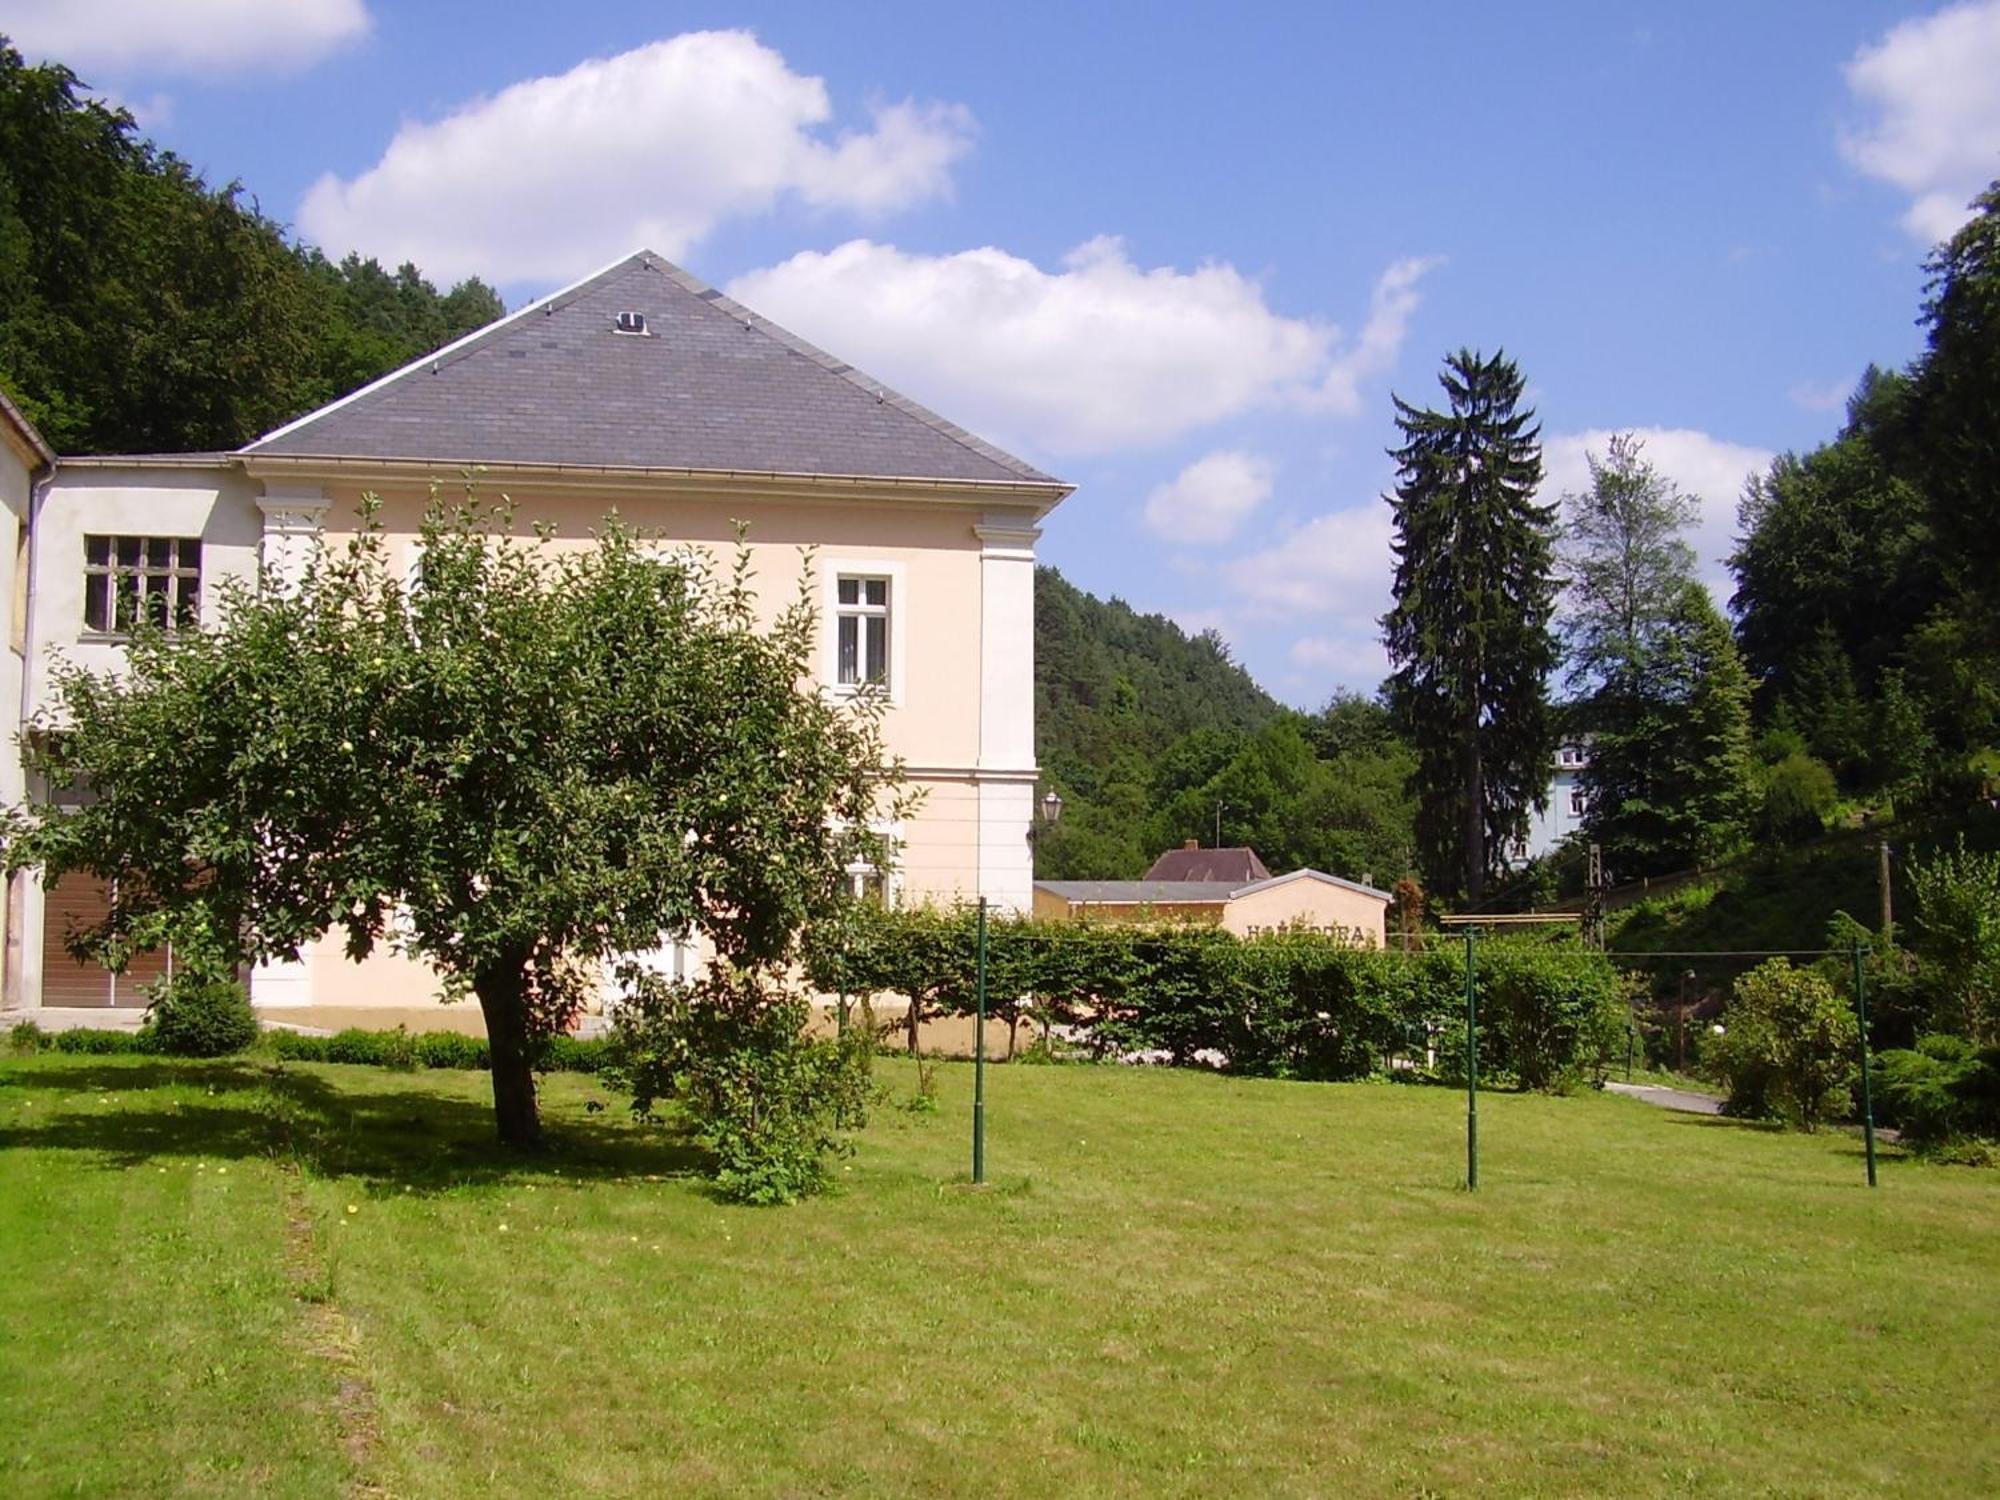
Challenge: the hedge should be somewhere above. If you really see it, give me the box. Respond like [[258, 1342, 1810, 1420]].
[[806, 906, 1625, 1090], [267, 1026, 608, 1074]]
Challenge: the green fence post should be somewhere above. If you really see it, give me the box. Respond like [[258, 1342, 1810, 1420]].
[[973, 897, 988, 1186], [1465, 927, 1478, 1192], [1626, 1023, 1635, 1082], [1853, 942, 1878, 1189]]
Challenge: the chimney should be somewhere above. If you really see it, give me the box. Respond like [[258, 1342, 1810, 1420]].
[[1183, 839, 1199, 851]]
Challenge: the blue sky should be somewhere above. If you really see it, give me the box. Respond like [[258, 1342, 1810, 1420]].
[[7, 1, 1999, 704]]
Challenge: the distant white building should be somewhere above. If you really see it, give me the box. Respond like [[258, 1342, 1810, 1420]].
[[1509, 741, 1591, 864]]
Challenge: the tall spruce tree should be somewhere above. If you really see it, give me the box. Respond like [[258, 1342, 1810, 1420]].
[[1559, 433, 1698, 693], [1382, 349, 1557, 902]]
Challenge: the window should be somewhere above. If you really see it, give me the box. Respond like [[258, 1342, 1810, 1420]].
[[1569, 788, 1588, 817], [83, 536, 200, 635], [1557, 743, 1586, 769], [835, 575, 890, 687], [845, 868, 888, 904]]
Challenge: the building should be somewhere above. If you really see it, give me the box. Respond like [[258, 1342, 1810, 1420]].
[[5, 250, 1073, 1026], [1034, 866, 1390, 946], [1511, 740, 1591, 865], [1140, 842, 1271, 884], [1, 391, 54, 1009]]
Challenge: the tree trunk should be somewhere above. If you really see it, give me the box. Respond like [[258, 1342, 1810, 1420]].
[[905, 991, 923, 1055], [475, 960, 543, 1149]]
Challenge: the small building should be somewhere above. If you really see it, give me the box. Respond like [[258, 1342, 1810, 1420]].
[[1141, 841, 1271, 884], [1033, 867, 1390, 947], [1510, 740, 1591, 865]]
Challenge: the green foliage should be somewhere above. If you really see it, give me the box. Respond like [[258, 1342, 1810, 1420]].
[[1906, 838, 2000, 1044], [1383, 348, 1559, 902], [143, 973, 257, 1058], [1709, 959, 1858, 1130], [414, 1031, 490, 1070], [819, 904, 1619, 1091], [0, 43, 502, 453], [7, 493, 904, 1148], [1032, 572, 1417, 886], [8, 1019, 45, 1052], [265, 1026, 594, 1074], [1755, 753, 1838, 845], [1873, 1034, 2000, 1151], [608, 967, 873, 1205], [46, 1027, 153, 1054]]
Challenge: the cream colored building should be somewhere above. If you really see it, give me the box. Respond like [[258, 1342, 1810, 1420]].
[[1033, 868, 1390, 947], [4, 251, 1073, 1026]]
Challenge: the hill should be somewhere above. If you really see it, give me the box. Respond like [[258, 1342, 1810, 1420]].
[[1033, 567, 1416, 883]]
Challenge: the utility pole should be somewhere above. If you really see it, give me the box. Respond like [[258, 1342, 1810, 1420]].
[[1214, 801, 1226, 849], [1879, 841, 1894, 945]]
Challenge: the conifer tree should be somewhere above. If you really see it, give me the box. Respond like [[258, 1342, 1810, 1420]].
[[1382, 349, 1557, 902]]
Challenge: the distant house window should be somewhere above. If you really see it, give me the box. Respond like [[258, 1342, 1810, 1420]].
[[1569, 788, 1588, 817], [846, 867, 888, 904], [1557, 744, 1586, 769], [836, 575, 890, 687], [83, 536, 200, 635]]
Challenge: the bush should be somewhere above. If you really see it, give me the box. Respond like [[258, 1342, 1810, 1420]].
[[50, 1025, 154, 1054], [1709, 959, 1858, 1129], [144, 974, 259, 1058], [1755, 754, 1837, 845], [539, 1034, 609, 1074], [609, 967, 872, 1205], [415, 1030, 489, 1070], [268, 1029, 331, 1062], [1873, 1034, 2000, 1149], [8, 1019, 47, 1053]]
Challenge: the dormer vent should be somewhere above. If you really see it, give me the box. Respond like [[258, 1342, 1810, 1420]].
[[614, 311, 649, 336]]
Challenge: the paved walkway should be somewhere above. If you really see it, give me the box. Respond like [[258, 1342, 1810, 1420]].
[[1603, 1080, 1725, 1115]]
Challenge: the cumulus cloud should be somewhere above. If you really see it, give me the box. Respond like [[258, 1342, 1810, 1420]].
[[730, 241, 1436, 455], [1288, 633, 1390, 686], [1218, 503, 1396, 691], [298, 31, 974, 285], [1143, 451, 1275, 544], [1315, 256, 1444, 414], [1840, 0, 2000, 243], [3, 0, 369, 75], [1541, 428, 1775, 591]]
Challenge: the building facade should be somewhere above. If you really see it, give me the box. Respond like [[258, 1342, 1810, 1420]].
[[5, 251, 1072, 1025], [1511, 741, 1592, 865]]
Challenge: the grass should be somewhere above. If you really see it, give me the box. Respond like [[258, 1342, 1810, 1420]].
[[2, 1054, 1997, 1497]]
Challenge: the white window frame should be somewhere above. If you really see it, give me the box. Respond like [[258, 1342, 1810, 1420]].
[[832, 818, 904, 908], [822, 559, 906, 705], [1569, 788, 1588, 817]]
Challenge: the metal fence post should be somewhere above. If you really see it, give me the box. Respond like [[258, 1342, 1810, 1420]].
[[973, 897, 988, 1186], [1465, 927, 1478, 1192], [1853, 942, 1878, 1188]]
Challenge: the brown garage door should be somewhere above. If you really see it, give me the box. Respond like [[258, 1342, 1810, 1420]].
[[41, 874, 173, 1008]]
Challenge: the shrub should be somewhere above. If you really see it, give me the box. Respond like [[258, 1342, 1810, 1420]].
[[144, 973, 259, 1058], [268, 1029, 331, 1062], [1755, 754, 1837, 845], [324, 1028, 388, 1066], [8, 1019, 47, 1053], [1709, 959, 1858, 1129], [1907, 838, 2000, 1045], [415, 1031, 489, 1070], [540, 1034, 608, 1074], [609, 967, 872, 1205], [1873, 1034, 2000, 1149], [50, 1026, 153, 1054]]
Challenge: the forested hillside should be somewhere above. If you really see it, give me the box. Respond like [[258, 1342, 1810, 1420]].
[[0, 42, 500, 454], [1033, 568, 1416, 884]]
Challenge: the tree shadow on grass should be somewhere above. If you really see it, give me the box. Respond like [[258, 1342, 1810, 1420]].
[[0, 1057, 710, 1193]]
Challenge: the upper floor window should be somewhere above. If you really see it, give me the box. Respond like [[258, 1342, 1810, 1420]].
[[1569, 787, 1588, 817], [84, 536, 200, 635], [1557, 743, 1587, 769], [836, 575, 890, 687]]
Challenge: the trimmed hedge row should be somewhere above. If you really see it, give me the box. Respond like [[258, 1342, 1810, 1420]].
[[6, 1019, 608, 1074], [809, 907, 1625, 1090]]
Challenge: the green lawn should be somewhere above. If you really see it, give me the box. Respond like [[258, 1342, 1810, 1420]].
[[2, 1053, 1995, 1498]]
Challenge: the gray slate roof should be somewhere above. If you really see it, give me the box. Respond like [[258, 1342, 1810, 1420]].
[[245, 251, 1062, 487]]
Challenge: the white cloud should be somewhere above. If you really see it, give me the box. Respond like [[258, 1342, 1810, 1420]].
[[3, 0, 369, 75], [1222, 503, 1397, 691], [1315, 256, 1443, 415], [298, 31, 974, 286], [1143, 451, 1275, 544], [1288, 633, 1390, 685], [1788, 378, 1853, 414], [1840, 1, 2000, 243], [1541, 428, 1775, 590], [729, 242, 1437, 456]]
